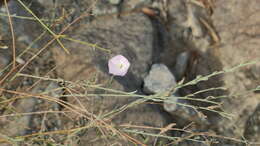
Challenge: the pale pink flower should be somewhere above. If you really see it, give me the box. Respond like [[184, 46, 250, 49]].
[[108, 55, 130, 76]]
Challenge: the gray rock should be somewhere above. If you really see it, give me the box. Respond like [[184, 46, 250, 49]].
[[59, 13, 154, 91], [163, 93, 196, 116], [49, 12, 169, 145], [164, 94, 209, 126], [143, 63, 202, 122], [173, 51, 190, 81], [144, 64, 177, 94]]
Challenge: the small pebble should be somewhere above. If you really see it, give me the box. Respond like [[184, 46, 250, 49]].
[[16, 57, 25, 64], [144, 64, 177, 94], [163, 93, 180, 112], [109, 0, 122, 5], [173, 51, 190, 80], [0, 45, 8, 49]]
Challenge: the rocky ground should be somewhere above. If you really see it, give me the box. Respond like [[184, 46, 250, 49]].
[[0, 0, 259, 145]]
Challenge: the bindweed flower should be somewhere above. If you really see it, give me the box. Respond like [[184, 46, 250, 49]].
[[108, 55, 130, 76]]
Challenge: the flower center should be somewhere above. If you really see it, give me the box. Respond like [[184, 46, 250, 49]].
[[117, 63, 123, 69]]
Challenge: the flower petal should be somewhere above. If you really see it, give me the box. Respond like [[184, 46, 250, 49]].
[[108, 55, 130, 76]]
